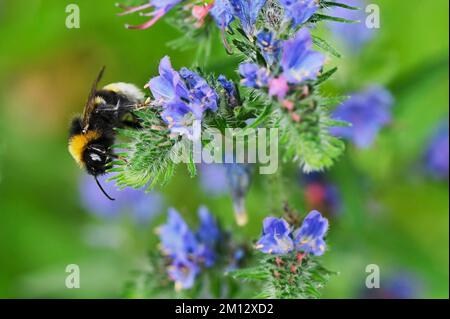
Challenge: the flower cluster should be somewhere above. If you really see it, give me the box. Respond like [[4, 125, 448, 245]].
[[148, 56, 220, 138], [256, 210, 329, 256], [424, 120, 449, 180], [240, 28, 325, 102], [330, 86, 394, 149], [211, 0, 320, 35], [158, 207, 221, 290], [117, 0, 321, 34]]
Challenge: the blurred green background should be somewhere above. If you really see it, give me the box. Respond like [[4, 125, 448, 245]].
[[0, 0, 448, 298]]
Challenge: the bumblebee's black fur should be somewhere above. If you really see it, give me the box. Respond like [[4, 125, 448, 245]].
[[69, 90, 140, 176]]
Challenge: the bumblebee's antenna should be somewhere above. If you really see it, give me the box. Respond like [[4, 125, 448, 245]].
[[94, 175, 115, 201]]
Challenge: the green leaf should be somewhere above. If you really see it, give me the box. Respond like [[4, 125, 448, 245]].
[[316, 67, 338, 85], [311, 13, 360, 24], [321, 1, 360, 10], [312, 36, 341, 58], [228, 267, 270, 281]]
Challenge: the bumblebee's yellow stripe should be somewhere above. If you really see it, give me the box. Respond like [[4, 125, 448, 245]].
[[68, 131, 100, 167]]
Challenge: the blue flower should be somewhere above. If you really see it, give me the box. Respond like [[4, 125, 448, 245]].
[[294, 210, 329, 256], [226, 163, 253, 226], [218, 75, 239, 107], [158, 207, 222, 289], [330, 86, 393, 149], [168, 257, 200, 291], [218, 75, 236, 96], [158, 208, 199, 259], [180, 68, 218, 113], [149, 56, 189, 103], [361, 272, 421, 299], [79, 174, 163, 224], [279, 0, 319, 27], [199, 163, 229, 196], [118, 0, 183, 30], [256, 217, 294, 254], [239, 63, 270, 88], [196, 207, 220, 267], [424, 120, 449, 180], [383, 274, 421, 299], [327, 0, 375, 52], [229, 0, 267, 35], [160, 100, 195, 137], [211, 0, 266, 35], [281, 28, 326, 84], [256, 31, 282, 66], [149, 56, 219, 138], [197, 206, 221, 246], [210, 0, 235, 29], [227, 248, 246, 271]]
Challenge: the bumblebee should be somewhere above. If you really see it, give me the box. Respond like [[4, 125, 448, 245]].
[[68, 67, 145, 200]]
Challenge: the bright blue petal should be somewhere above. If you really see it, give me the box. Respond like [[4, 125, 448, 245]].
[[330, 86, 394, 148], [294, 210, 329, 256], [281, 29, 325, 84], [279, 0, 319, 26]]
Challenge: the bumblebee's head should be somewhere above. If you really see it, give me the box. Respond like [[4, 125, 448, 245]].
[[83, 143, 111, 176], [83, 143, 116, 201]]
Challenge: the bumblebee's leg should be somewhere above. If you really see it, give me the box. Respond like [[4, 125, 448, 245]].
[[110, 153, 129, 164], [95, 101, 121, 113]]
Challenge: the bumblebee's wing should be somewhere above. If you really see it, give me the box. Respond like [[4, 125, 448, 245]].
[[82, 66, 106, 131]]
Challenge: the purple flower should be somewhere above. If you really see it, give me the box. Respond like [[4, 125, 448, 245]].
[[383, 274, 421, 299], [210, 0, 235, 29], [149, 56, 189, 103], [361, 272, 421, 299], [79, 174, 163, 224], [218, 75, 239, 107], [424, 120, 449, 180], [196, 207, 220, 267], [239, 63, 269, 88], [211, 0, 266, 35], [239, 29, 325, 99], [180, 68, 219, 114], [226, 163, 252, 226], [256, 31, 282, 66], [256, 211, 329, 256], [294, 210, 328, 256], [158, 207, 222, 289], [158, 208, 199, 259], [279, 0, 319, 27], [168, 257, 200, 291], [229, 0, 267, 35], [149, 56, 218, 138], [256, 217, 294, 254], [117, 0, 183, 30], [330, 86, 393, 149], [199, 163, 229, 196], [197, 206, 221, 246], [327, 0, 375, 52], [281, 28, 326, 84]]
